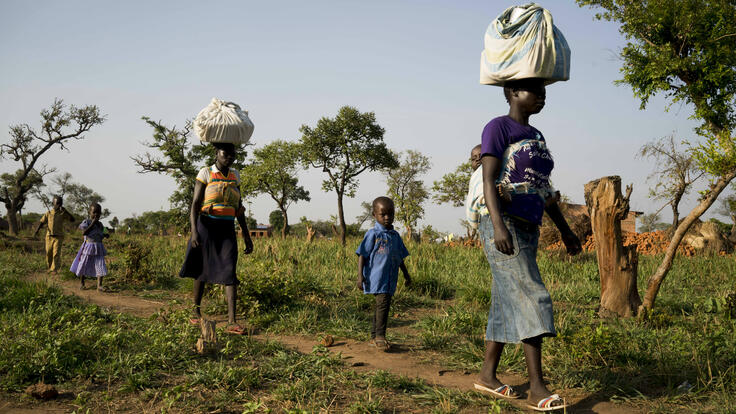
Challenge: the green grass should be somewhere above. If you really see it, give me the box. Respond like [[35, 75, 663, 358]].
[[0, 239, 508, 413], [96, 234, 736, 412], [3, 231, 736, 412]]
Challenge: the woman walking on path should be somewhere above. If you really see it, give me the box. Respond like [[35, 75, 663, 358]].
[[473, 77, 581, 412], [179, 142, 253, 334]]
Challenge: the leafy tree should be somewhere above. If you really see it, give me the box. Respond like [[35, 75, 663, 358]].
[[32, 172, 110, 219], [578, 0, 736, 313], [121, 210, 177, 234], [131, 117, 247, 230], [269, 209, 284, 234], [639, 135, 703, 229], [432, 162, 474, 207], [240, 140, 310, 238], [717, 188, 736, 237], [300, 106, 398, 245], [0, 99, 104, 235], [109, 216, 119, 231], [355, 201, 375, 229], [384, 150, 431, 240], [638, 212, 668, 233]]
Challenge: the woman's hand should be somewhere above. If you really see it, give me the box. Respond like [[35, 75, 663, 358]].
[[356, 276, 364, 290], [243, 233, 254, 254], [561, 230, 582, 256], [494, 224, 515, 255], [190, 230, 201, 248]]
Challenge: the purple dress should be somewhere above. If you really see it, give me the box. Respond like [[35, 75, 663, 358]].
[[69, 219, 108, 277]]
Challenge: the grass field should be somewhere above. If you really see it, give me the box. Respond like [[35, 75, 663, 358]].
[[1, 232, 735, 413]]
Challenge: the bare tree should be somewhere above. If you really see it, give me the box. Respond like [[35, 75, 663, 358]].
[[639, 134, 704, 230], [0, 100, 105, 235]]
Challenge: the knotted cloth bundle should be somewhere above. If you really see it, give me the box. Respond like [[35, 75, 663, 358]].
[[480, 3, 570, 86], [194, 98, 254, 144]]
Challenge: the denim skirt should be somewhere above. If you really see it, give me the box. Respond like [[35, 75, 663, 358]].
[[479, 215, 556, 343]]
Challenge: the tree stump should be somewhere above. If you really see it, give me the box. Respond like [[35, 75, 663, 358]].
[[584, 176, 642, 317], [195, 318, 218, 354], [306, 223, 316, 243]]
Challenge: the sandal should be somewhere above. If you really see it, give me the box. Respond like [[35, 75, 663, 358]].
[[473, 382, 520, 399], [97, 286, 109, 292], [527, 394, 567, 412], [225, 324, 247, 335], [371, 338, 391, 352]]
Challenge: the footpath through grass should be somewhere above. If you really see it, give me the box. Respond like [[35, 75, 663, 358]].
[[0, 238, 509, 413], [2, 233, 736, 413]]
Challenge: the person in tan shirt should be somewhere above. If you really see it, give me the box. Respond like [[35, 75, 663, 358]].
[[34, 196, 75, 274]]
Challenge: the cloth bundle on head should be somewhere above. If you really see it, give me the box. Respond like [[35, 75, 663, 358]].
[[194, 98, 254, 144], [479, 3, 570, 86]]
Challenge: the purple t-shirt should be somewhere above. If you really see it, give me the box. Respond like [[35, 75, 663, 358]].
[[480, 115, 554, 225]]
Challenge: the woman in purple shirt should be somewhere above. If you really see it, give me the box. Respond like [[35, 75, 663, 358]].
[[473, 78, 581, 412]]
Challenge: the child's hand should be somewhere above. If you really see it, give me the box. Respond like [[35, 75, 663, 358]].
[[404, 275, 412, 288], [561, 230, 582, 256]]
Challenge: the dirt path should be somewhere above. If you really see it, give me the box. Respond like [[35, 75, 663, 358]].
[[24, 272, 638, 414]]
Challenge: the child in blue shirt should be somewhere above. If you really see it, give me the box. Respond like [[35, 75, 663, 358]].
[[356, 196, 412, 351]]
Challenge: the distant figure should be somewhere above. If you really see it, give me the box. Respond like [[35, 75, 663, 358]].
[[465, 144, 484, 230], [355, 196, 412, 351], [179, 142, 254, 335], [70, 203, 110, 291], [473, 78, 581, 411], [33, 195, 75, 274]]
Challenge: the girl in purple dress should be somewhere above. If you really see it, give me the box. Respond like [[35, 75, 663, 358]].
[[70, 203, 109, 291]]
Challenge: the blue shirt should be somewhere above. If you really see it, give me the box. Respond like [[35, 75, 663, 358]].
[[355, 222, 410, 295]]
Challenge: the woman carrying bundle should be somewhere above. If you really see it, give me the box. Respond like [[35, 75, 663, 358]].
[[180, 98, 255, 335], [473, 5, 580, 412]]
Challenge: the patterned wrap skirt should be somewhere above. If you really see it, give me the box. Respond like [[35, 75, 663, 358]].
[[479, 214, 556, 343], [70, 241, 108, 277], [179, 215, 238, 285]]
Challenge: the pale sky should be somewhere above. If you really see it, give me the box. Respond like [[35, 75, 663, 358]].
[[1, 0, 729, 233]]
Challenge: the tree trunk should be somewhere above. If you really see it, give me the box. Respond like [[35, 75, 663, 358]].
[[671, 194, 681, 230], [641, 170, 736, 313], [584, 176, 642, 317], [337, 191, 346, 246], [6, 205, 19, 236], [405, 225, 413, 242], [281, 209, 289, 239]]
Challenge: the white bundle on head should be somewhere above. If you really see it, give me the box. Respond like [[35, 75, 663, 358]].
[[479, 3, 570, 86], [194, 98, 254, 144]]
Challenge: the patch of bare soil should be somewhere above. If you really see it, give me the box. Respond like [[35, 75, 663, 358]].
[[24, 272, 641, 413]]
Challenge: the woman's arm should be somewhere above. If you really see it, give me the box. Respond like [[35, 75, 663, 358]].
[[481, 155, 514, 255], [190, 181, 205, 247], [235, 200, 253, 254], [544, 202, 582, 255]]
